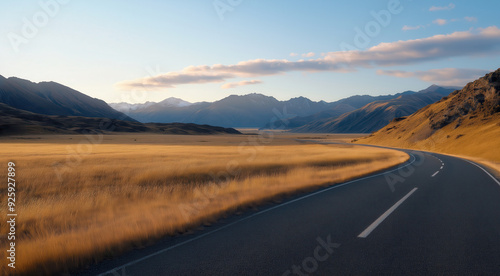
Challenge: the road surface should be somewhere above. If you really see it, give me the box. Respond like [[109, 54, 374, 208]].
[[81, 148, 500, 275]]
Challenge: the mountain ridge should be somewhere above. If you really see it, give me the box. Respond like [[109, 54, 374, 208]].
[[113, 87, 457, 128], [0, 75, 136, 122], [113, 93, 337, 127]]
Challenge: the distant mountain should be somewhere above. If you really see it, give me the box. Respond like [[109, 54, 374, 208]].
[[113, 93, 336, 127], [262, 104, 356, 129], [110, 97, 192, 113], [108, 101, 157, 113], [358, 69, 500, 162], [0, 75, 136, 121], [417, 84, 462, 94], [261, 91, 420, 130], [157, 97, 192, 107], [292, 85, 458, 133], [0, 103, 240, 135]]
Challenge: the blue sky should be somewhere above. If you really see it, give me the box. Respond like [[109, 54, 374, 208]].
[[1, 0, 499, 103]]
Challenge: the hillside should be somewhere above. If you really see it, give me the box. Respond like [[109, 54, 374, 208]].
[[0, 75, 136, 121], [358, 69, 500, 162], [0, 103, 240, 135], [292, 86, 457, 133]]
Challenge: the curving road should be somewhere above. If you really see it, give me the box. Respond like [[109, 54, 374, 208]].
[[81, 147, 500, 276]]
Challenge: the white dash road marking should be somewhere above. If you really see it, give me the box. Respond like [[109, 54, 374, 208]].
[[431, 171, 440, 177], [440, 166, 443, 169], [358, 188, 418, 238]]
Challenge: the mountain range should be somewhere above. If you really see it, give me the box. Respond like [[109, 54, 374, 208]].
[[0, 74, 464, 136], [292, 85, 458, 133], [112, 85, 459, 132], [260, 93, 417, 130], [111, 94, 340, 128]]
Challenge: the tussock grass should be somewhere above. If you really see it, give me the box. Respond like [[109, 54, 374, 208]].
[[0, 141, 407, 275], [359, 113, 500, 174]]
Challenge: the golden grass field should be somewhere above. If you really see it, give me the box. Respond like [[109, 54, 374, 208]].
[[0, 134, 407, 275]]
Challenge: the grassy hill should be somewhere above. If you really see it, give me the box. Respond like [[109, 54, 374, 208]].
[[357, 68, 500, 166]]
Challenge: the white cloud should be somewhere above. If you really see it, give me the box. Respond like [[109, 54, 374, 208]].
[[289, 52, 298, 57], [377, 68, 491, 86], [116, 26, 500, 90], [465, 16, 478, 22], [429, 3, 455, 12], [402, 25, 423, 31], [302, 52, 315, 57], [433, 19, 448, 26], [221, 80, 262, 89], [408, 16, 476, 31]]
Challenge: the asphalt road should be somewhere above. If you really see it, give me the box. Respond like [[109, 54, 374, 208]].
[[81, 148, 500, 276]]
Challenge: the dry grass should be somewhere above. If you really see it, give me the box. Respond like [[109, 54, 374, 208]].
[[0, 136, 407, 275], [358, 113, 500, 174]]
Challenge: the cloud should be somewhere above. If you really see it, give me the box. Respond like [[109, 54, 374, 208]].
[[221, 80, 262, 89], [289, 52, 298, 57], [377, 68, 491, 86], [408, 16, 476, 31], [465, 16, 478, 22], [302, 52, 315, 57], [117, 72, 232, 89], [429, 3, 455, 11], [116, 26, 500, 90], [433, 19, 448, 26], [402, 25, 423, 31]]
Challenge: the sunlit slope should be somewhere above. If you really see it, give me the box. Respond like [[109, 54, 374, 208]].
[[358, 68, 500, 162]]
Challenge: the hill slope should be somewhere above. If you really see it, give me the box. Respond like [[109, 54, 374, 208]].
[[292, 86, 457, 133], [0, 75, 136, 121], [358, 69, 500, 162], [0, 103, 240, 135]]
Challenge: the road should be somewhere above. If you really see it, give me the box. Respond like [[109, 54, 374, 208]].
[[81, 148, 500, 275]]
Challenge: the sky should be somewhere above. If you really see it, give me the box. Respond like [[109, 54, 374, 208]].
[[1, 0, 499, 104]]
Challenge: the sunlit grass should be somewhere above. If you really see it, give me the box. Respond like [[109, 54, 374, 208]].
[[0, 141, 407, 275], [358, 112, 500, 174]]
